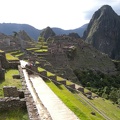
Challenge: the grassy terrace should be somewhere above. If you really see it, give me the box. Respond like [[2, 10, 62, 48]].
[[34, 49, 48, 52], [26, 48, 39, 51], [6, 53, 19, 61], [90, 98, 120, 120], [45, 80, 104, 120], [0, 69, 29, 120], [0, 69, 22, 97], [46, 80, 120, 120], [0, 50, 4, 52]]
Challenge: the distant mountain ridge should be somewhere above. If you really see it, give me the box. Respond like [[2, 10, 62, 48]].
[[0, 23, 40, 40], [52, 24, 88, 36], [0, 23, 88, 40]]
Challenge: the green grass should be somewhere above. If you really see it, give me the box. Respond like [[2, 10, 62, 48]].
[[47, 71, 55, 77], [57, 76, 64, 81], [45, 80, 104, 120], [38, 67, 46, 72], [89, 98, 120, 120], [84, 88, 91, 93], [0, 108, 29, 120], [7, 50, 20, 54], [0, 50, 4, 52], [0, 69, 28, 120], [66, 80, 73, 85], [6, 53, 19, 61], [41, 46, 48, 49], [0, 69, 22, 97], [34, 49, 48, 52], [26, 48, 39, 51], [15, 53, 24, 57]]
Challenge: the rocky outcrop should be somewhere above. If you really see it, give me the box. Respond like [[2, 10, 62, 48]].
[[40, 27, 56, 41], [68, 32, 80, 39], [0, 30, 34, 51], [83, 5, 120, 59]]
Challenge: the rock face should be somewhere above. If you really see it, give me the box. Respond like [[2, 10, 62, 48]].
[[40, 26, 56, 41], [83, 5, 120, 59], [68, 32, 80, 39]]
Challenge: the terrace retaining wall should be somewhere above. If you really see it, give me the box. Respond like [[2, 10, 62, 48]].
[[0, 86, 26, 111]]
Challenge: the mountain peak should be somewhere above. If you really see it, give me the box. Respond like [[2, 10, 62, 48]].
[[40, 26, 56, 41], [100, 5, 113, 12], [91, 5, 117, 21], [83, 5, 120, 59]]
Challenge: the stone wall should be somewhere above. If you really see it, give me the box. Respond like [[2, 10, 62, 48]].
[[0, 52, 9, 69], [8, 61, 20, 69], [0, 86, 26, 111], [3, 86, 19, 97], [18, 65, 52, 120], [0, 97, 26, 111]]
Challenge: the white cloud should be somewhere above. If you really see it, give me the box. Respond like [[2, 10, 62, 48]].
[[0, 0, 119, 29]]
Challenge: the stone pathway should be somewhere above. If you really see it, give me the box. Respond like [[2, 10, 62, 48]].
[[20, 60, 79, 120], [30, 75, 79, 120]]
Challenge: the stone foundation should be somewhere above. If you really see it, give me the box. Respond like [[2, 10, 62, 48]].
[[0, 97, 26, 111], [0, 86, 26, 111], [3, 86, 19, 97]]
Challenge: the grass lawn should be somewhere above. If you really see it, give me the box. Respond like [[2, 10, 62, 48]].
[[6, 53, 19, 61], [38, 67, 46, 72], [0, 50, 4, 52], [47, 71, 55, 77], [0, 69, 28, 120], [45, 80, 104, 120], [89, 97, 120, 120], [15, 52, 24, 57], [26, 48, 39, 51], [34, 49, 48, 52], [0, 109, 29, 120], [0, 69, 22, 97], [41, 46, 48, 49]]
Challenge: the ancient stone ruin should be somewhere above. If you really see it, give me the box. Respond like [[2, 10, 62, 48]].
[[0, 86, 26, 111]]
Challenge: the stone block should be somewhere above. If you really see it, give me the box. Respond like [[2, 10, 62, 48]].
[[68, 84, 75, 89], [3, 86, 19, 97], [48, 75, 57, 81], [59, 80, 66, 85], [39, 71, 47, 77], [77, 87, 84, 93]]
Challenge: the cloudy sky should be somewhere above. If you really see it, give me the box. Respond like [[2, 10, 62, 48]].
[[0, 0, 120, 30]]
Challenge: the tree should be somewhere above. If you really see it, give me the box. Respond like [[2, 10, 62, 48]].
[[109, 89, 118, 103]]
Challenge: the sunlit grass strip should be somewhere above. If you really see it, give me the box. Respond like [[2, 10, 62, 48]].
[[15, 53, 24, 57], [47, 72, 55, 77], [66, 80, 73, 85], [7, 50, 20, 54], [46, 80, 104, 120], [57, 76, 64, 81], [34, 49, 48, 52], [38, 67, 46, 72], [26, 48, 39, 51], [6, 53, 19, 60], [41, 46, 48, 49], [0, 50, 4, 52], [84, 88, 91, 93]]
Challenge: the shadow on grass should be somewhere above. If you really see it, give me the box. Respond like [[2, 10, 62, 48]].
[[0, 78, 5, 84], [57, 85, 64, 90], [0, 108, 29, 120]]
